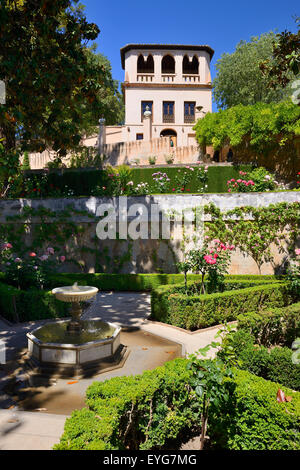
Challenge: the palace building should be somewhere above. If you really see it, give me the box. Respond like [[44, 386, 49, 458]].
[[117, 43, 214, 147]]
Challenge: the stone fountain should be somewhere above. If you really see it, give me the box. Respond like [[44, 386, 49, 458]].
[[27, 283, 126, 377]]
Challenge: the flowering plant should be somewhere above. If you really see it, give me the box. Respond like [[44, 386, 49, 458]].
[[195, 165, 209, 193], [227, 168, 278, 193], [0, 244, 66, 289], [187, 239, 234, 294], [133, 182, 150, 195], [152, 172, 170, 193], [227, 177, 255, 193], [174, 166, 194, 192]]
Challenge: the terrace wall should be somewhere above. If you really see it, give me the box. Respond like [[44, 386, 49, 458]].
[[0, 192, 299, 275]]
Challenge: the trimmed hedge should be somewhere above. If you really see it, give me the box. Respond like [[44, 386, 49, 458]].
[[20, 164, 253, 198], [151, 282, 296, 330], [0, 274, 282, 323], [55, 358, 196, 450], [237, 302, 300, 347], [223, 329, 300, 391], [46, 273, 280, 292], [211, 369, 300, 450], [55, 358, 300, 450], [0, 281, 68, 322]]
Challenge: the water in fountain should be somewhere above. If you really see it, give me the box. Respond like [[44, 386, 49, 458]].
[[34, 320, 115, 345]]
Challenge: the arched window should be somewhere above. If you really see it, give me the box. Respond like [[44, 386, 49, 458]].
[[137, 54, 154, 73], [182, 55, 199, 74], [162, 55, 175, 74]]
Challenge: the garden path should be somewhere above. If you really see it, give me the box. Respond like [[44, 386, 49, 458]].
[[0, 291, 224, 450]]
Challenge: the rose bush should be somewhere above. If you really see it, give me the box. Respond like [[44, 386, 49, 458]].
[[178, 239, 235, 294], [0, 243, 66, 289]]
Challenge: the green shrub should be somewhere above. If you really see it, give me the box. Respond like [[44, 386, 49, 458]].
[[55, 358, 198, 450], [13, 165, 254, 199], [0, 282, 20, 322], [151, 282, 294, 330], [45, 273, 280, 292], [237, 302, 300, 347], [211, 369, 300, 450], [220, 329, 300, 391], [0, 281, 68, 322], [55, 358, 300, 450]]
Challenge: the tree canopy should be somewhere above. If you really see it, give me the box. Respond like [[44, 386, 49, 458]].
[[0, 0, 122, 155], [213, 32, 292, 109], [194, 100, 300, 151], [260, 18, 300, 89]]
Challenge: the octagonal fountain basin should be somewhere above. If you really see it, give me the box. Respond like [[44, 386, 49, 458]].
[[27, 320, 125, 378]]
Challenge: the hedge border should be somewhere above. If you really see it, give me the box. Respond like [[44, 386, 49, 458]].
[[0, 281, 68, 323], [150, 281, 296, 330], [46, 273, 281, 292], [54, 358, 300, 451]]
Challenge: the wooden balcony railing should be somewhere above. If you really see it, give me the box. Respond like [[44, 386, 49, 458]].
[[163, 114, 175, 123], [184, 115, 195, 124]]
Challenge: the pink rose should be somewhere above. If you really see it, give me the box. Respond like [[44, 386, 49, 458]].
[[29, 252, 36, 257], [295, 248, 300, 256], [60, 256, 66, 263], [4, 243, 12, 249]]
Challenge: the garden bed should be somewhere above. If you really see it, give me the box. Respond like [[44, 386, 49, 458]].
[[8, 164, 254, 198]]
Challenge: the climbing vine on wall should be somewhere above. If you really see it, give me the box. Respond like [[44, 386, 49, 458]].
[[0, 201, 299, 274], [204, 202, 300, 273]]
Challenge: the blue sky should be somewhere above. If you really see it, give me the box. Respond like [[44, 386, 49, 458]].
[[81, 0, 299, 109]]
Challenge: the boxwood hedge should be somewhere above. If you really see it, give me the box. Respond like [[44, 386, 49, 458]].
[[150, 281, 296, 330], [46, 273, 280, 292], [237, 302, 300, 347], [54, 358, 300, 450], [0, 281, 68, 323], [0, 274, 283, 323]]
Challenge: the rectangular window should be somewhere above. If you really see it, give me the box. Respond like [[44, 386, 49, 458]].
[[141, 101, 153, 122], [163, 101, 175, 123], [184, 102, 196, 123], [136, 133, 143, 140]]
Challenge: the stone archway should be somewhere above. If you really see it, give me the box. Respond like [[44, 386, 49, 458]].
[[160, 129, 177, 147]]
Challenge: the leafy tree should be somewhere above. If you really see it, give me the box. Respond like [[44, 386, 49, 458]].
[[74, 46, 125, 138], [213, 33, 291, 109], [194, 100, 300, 175], [0, 1, 122, 161], [260, 18, 300, 89]]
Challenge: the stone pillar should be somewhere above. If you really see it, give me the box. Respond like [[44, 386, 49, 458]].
[[98, 118, 106, 153], [143, 106, 152, 142]]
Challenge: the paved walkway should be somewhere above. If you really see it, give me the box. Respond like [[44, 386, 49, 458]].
[[83, 291, 222, 356], [0, 409, 66, 450], [0, 291, 224, 450]]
